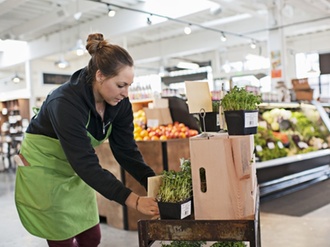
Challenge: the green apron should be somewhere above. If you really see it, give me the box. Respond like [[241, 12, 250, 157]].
[[15, 112, 112, 240]]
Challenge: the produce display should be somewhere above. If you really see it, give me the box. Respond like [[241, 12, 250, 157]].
[[133, 109, 147, 129], [255, 107, 330, 161], [133, 109, 199, 141]]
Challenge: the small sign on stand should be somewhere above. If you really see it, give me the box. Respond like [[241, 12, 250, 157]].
[[185, 81, 220, 133], [185, 81, 212, 114]]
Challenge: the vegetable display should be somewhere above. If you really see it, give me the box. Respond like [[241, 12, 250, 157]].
[[255, 107, 329, 161]]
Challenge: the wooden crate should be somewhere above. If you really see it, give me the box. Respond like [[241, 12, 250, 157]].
[[294, 89, 314, 101], [94, 143, 126, 229], [189, 133, 257, 220], [291, 78, 310, 90]]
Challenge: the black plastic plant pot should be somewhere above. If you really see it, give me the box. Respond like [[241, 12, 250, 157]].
[[224, 110, 258, 135], [158, 197, 192, 220], [199, 112, 220, 132]]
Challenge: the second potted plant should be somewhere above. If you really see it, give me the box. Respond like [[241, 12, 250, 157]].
[[221, 86, 262, 135], [156, 158, 193, 220]]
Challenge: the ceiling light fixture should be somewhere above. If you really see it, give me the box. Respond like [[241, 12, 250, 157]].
[[220, 32, 227, 42], [107, 4, 116, 17], [55, 55, 70, 69], [55, 26, 70, 69], [99, 1, 258, 44], [184, 24, 192, 35], [250, 40, 257, 49], [177, 61, 199, 70], [74, 11, 82, 20], [12, 73, 23, 83], [73, 38, 85, 56], [74, 0, 82, 20], [146, 15, 152, 25]]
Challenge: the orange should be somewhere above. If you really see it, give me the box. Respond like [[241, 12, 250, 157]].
[[151, 136, 159, 141], [140, 129, 148, 138], [159, 135, 167, 141]]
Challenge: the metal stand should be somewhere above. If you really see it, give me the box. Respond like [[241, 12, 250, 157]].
[[138, 190, 261, 247], [198, 108, 214, 138]]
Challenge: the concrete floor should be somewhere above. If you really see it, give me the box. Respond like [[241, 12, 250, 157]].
[[1, 170, 330, 247]]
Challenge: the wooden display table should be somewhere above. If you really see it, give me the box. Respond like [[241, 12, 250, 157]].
[[137, 190, 261, 247]]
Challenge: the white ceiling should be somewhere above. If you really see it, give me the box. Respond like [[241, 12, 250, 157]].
[[1, 0, 330, 76]]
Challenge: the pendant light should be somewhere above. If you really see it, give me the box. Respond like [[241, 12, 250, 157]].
[[72, 38, 85, 56], [12, 72, 23, 83], [71, 0, 86, 57], [55, 28, 70, 69], [55, 55, 70, 69], [107, 4, 116, 17]]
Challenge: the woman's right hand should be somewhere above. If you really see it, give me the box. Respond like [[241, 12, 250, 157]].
[[125, 193, 159, 216]]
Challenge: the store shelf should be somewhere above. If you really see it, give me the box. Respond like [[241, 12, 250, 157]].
[[256, 149, 330, 170], [0, 99, 30, 170], [130, 98, 153, 112]]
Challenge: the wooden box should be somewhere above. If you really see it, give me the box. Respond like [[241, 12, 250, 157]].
[[294, 89, 314, 101], [291, 78, 311, 90], [95, 138, 190, 230], [189, 133, 257, 220]]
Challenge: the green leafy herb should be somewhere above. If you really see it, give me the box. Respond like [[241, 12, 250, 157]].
[[221, 86, 261, 111], [160, 241, 246, 247], [157, 159, 193, 203], [210, 241, 247, 247], [160, 240, 206, 247]]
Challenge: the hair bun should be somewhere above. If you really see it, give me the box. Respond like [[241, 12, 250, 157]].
[[86, 33, 104, 43]]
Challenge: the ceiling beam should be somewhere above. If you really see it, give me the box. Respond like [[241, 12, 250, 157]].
[[0, 0, 28, 15]]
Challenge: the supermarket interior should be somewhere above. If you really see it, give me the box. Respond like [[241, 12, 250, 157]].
[[1, 0, 330, 247]]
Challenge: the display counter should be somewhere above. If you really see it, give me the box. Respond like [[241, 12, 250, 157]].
[[257, 149, 330, 199], [256, 101, 330, 199]]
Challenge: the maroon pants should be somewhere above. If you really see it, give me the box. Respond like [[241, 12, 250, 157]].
[[47, 224, 101, 247]]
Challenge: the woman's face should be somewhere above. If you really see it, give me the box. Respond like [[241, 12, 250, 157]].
[[94, 66, 134, 106]]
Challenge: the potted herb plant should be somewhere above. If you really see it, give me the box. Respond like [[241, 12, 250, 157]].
[[156, 158, 193, 219], [221, 86, 262, 135]]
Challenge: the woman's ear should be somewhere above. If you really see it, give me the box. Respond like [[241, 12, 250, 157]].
[[96, 70, 104, 83]]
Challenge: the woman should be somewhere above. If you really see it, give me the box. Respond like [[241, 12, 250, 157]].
[[15, 33, 159, 247]]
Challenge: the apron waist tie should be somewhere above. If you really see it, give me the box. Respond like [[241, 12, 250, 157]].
[[14, 154, 30, 167]]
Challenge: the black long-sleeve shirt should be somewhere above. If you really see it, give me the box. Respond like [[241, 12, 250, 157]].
[[26, 68, 155, 205]]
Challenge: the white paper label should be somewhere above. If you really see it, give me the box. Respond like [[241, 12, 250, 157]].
[[244, 112, 258, 128], [277, 141, 284, 149], [267, 142, 275, 149], [298, 141, 308, 149], [180, 200, 191, 219], [255, 145, 263, 152], [147, 119, 159, 128]]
